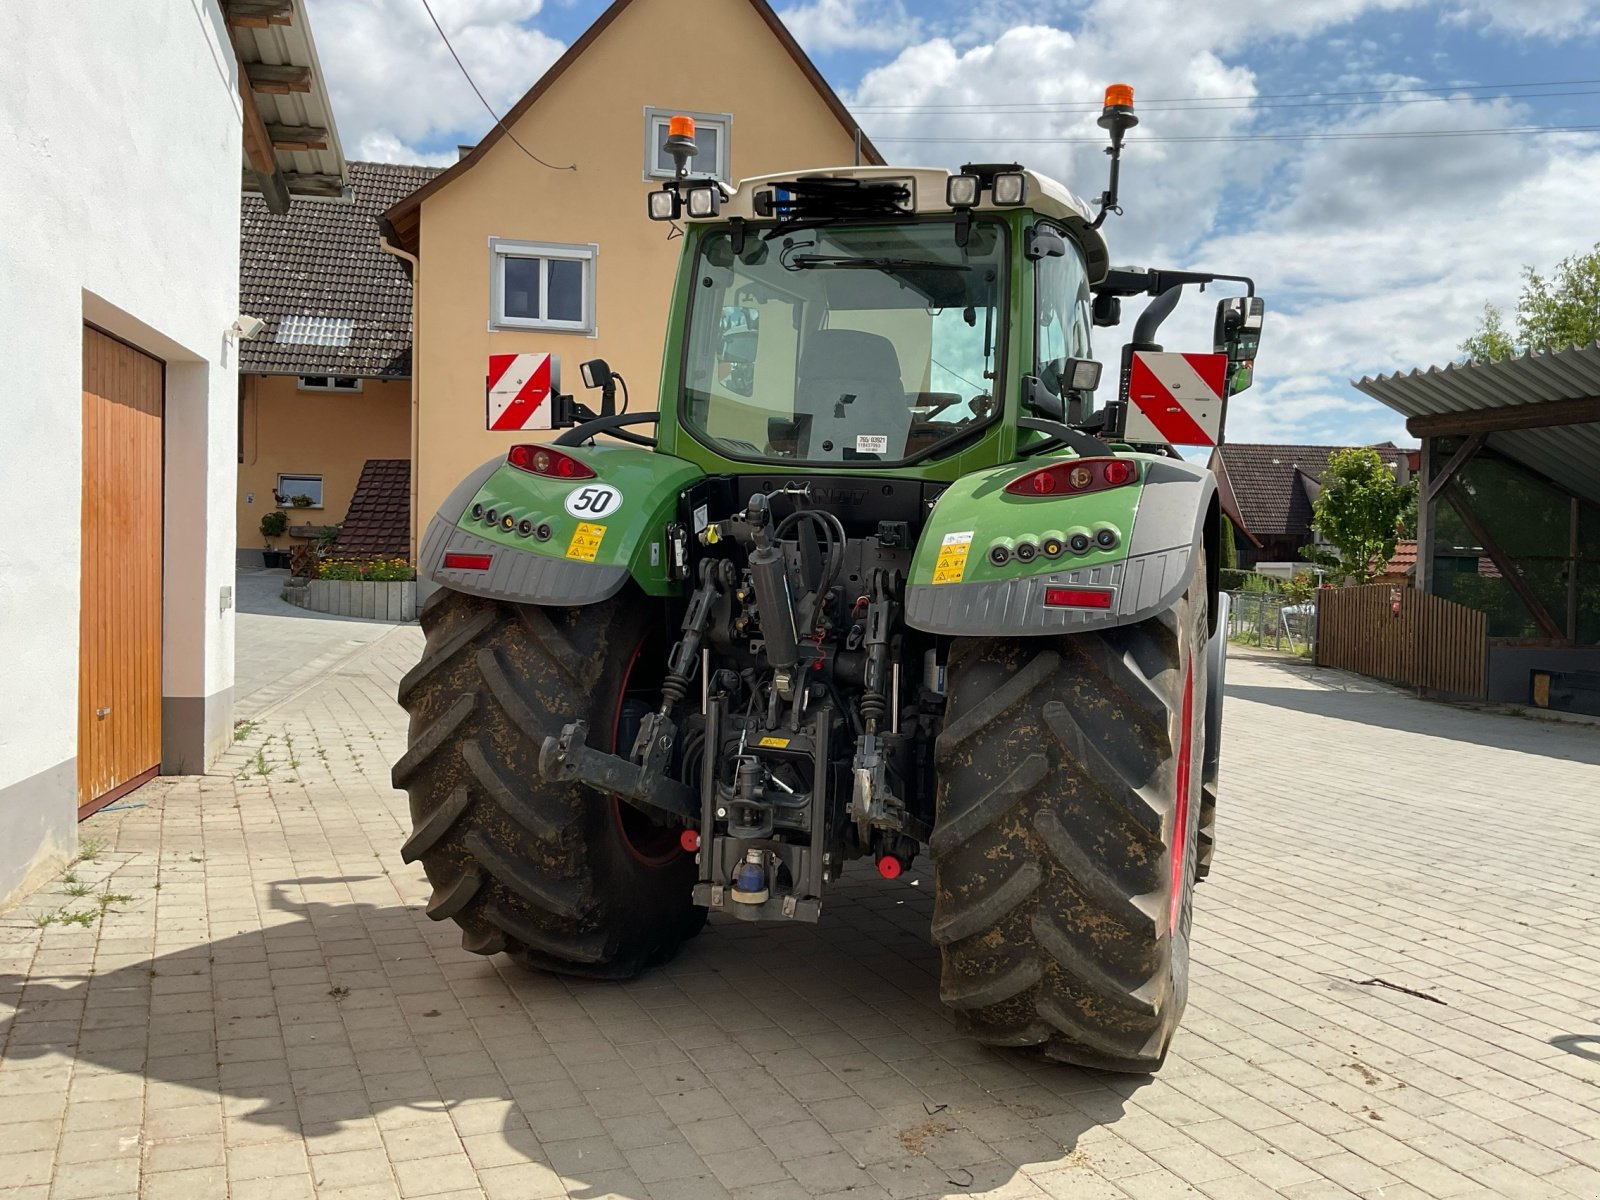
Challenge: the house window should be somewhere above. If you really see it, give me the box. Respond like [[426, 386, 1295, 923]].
[[298, 376, 363, 392], [489, 238, 597, 334], [276, 474, 324, 509], [644, 107, 731, 182]]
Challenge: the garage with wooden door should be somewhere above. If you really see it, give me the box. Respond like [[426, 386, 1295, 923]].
[[78, 325, 164, 816]]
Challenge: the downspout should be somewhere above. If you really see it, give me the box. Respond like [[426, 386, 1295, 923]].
[[379, 234, 422, 563]]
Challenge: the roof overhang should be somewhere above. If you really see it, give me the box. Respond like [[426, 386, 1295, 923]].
[[1354, 342, 1600, 506], [226, 0, 348, 214]]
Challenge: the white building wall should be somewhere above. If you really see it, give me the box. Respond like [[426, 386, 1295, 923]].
[[0, 0, 242, 906]]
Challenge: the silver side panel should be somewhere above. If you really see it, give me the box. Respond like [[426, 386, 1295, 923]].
[[418, 518, 628, 607]]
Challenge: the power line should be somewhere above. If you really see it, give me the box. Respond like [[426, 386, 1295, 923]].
[[871, 124, 1600, 144], [417, 0, 574, 172], [850, 76, 1600, 111], [851, 87, 1600, 117]]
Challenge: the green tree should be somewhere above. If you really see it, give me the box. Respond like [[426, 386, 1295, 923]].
[[1219, 513, 1239, 569], [1300, 448, 1415, 583], [1462, 243, 1600, 362]]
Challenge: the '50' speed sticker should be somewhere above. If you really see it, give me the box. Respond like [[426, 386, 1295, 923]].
[[564, 483, 622, 519]]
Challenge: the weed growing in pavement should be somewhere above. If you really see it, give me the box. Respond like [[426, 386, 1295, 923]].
[[59, 911, 95, 928], [77, 836, 105, 863], [233, 719, 258, 742], [32, 913, 56, 928], [64, 882, 93, 898], [328, 985, 350, 1000], [61, 871, 78, 885], [97, 891, 134, 912]]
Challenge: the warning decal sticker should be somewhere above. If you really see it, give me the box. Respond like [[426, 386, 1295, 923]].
[[566, 522, 606, 562], [932, 530, 973, 585]]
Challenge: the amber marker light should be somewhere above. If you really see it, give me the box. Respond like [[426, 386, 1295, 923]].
[[1104, 83, 1135, 110]]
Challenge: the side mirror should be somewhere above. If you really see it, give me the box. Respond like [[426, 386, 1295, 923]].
[[1213, 296, 1264, 394], [1092, 292, 1122, 328], [1024, 225, 1066, 260]]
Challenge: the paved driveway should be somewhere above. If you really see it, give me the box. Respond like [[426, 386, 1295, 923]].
[[3, 626, 1599, 1200]]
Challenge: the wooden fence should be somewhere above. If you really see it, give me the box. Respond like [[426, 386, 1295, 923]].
[[1315, 584, 1488, 698]]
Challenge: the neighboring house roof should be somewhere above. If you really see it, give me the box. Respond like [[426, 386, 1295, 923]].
[[1354, 341, 1600, 507], [1208, 442, 1408, 540], [229, 0, 348, 212], [381, 0, 884, 254], [1384, 539, 1418, 575], [333, 459, 411, 559], [241, 161, 441, 378]]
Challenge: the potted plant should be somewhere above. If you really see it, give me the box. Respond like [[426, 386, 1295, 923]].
[[260, 510, 290, 569]]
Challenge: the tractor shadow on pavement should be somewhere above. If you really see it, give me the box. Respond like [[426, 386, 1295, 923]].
[[1, 874, 1153, 1198]]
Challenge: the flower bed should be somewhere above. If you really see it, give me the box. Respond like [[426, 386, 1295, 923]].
[[282, 559, 417, 621]]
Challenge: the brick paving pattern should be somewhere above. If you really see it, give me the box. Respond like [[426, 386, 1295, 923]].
[[3, 630, 1599, 1200]]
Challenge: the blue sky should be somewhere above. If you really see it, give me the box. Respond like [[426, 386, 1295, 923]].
[[307, 0, 1600, 447]]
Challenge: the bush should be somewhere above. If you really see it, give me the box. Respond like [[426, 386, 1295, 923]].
[[1219, 568, 1253, 592], [259, 510, 289, 539], [318, 557, 416, 582]]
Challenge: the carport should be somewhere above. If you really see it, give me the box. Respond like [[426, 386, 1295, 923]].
[[1356, 342, 1600, 715]]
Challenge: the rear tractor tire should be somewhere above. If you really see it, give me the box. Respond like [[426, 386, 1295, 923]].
[[392, 587, 704, 978], [931, 559, 1207, 1071]]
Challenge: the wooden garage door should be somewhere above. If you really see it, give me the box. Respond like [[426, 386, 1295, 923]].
[[79, 326, 164, 816]]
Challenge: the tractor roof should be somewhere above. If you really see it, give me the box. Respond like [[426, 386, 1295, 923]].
[[698, 166, 1111, 283]]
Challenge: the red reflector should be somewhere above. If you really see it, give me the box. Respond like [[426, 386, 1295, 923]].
[[679, 829, 700, 853], [508, 444, 595, 479], [1005, 456, 1139, 497], [1043, 586, 1114, 610], [876, 855, 903, 879], [443, 553, 493, 571]]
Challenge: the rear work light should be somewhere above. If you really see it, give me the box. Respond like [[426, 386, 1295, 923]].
[[1005, 456, 1139, 497], [1044, 586, 1114, 610], [442, 553, 493, 571], [507, 445, 596, 480]]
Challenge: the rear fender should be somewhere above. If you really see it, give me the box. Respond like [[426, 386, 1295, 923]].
[[418, 445, 704, 604], [903, 454, 1217, 635]]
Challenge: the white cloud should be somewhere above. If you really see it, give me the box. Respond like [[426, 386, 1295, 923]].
[[304, 0, 565, 162], [777, 0, 923, 52], [1444, 0, 1600, 38]]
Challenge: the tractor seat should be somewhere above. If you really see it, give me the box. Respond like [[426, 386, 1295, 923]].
[[793, 330, 911, 459]]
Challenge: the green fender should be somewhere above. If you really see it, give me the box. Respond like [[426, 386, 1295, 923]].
[[903, 453, 1217, 636], [418, 445, 705, 604]]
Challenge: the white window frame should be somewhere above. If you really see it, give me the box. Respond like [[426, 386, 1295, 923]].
[[489, 237, 598, 335], [276, 474, 325, 509], [297, 375, 364, 392], [643, 107, 732, 183]]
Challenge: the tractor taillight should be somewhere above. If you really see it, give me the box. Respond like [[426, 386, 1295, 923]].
[[1005, 457, 1139, 497], [1043, 586, 1114, 610], [507, 445, 595, 480], [443, 553, 493, 571]]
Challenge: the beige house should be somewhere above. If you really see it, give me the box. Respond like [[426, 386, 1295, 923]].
[[381, 0, 882, 545]]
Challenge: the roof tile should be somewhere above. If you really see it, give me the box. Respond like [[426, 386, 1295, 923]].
[[1214, 442, 1408, 537], [333, 459, 411, 558]]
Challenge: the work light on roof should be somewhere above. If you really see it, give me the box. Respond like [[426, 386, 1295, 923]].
[[991, 171, 1028, 206], [647, 188, 679, 221], [945, 173, 980, 208], [685, 185, 721, 218]]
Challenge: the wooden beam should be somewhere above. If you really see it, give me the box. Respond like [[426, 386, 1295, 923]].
[[247, 167, 292, 215], [226, 0, 293, 28], [245, 63, 312, 94], [267, 124, 329, 151], [1422, 432, 1485, 504], [1416, 438, 1434, 595], [1406, 394, 1600, 438], [237, 57, 276, 175], [283, 172, 346, 196], [1441, 480, 1565, 640]]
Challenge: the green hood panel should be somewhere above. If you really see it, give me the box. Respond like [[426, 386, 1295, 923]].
[[454, 446, 705, 596]]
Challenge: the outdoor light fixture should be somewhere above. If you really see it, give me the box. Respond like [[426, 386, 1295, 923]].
[[647, 188, 680, 221], [579, 358, 613, 390], [991, 171, 1028, 206], [685, 185, 721, 218], [945, 173, 980, 207], [1067, 358, 1103, 391]]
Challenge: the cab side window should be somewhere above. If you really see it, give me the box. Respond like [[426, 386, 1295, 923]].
[[1034, 227, 1093, 388]]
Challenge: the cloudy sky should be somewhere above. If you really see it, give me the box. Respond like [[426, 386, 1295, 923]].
[[304, 0, 1600, 447]]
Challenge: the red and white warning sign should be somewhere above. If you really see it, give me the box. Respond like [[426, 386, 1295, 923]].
[[486, 353, 558, 431], [1124, 351, 1230, 447]]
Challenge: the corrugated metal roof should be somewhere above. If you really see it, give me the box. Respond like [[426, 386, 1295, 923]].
[[1353, 342, 1600, 504], [235, 0, 348, 197]]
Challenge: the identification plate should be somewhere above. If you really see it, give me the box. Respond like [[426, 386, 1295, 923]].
[[566, 522, 606, 562], [757, 736, 790, 748], [932, 530, 973, 585], [855, 434, 889, 454]]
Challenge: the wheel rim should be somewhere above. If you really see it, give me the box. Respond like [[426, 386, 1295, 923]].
[[610, 630, 684, 867], [1169, 656, 1195, 935]]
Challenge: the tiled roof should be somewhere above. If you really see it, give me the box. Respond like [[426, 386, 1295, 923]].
[[1213, 442, 1408, 537], [241, 161, 440, 378], [1387, 540, 1419, 572], [333, 459, 411, 559]]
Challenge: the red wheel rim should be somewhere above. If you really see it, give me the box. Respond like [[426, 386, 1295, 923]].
[[610, 630, 684, 867], [1169, 657, 1195, 935]]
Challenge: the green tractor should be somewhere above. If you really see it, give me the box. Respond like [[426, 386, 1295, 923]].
[[393, 86, 1264, 1071]]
